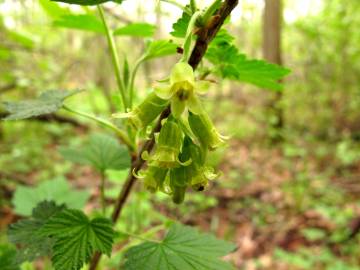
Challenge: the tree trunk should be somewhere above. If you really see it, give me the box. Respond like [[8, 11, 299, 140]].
[[263, 0, 283, 142]]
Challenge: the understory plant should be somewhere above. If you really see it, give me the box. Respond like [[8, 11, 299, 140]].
[[1, 0, 290, 269]]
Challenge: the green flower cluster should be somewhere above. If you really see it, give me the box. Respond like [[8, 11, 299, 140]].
[[115, 62, 226, 203]]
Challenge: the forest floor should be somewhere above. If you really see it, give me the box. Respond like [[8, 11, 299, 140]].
[[1, 129, 360, 270]]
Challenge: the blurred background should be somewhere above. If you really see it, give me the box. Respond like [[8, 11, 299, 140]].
[[1, 0, 360, 269]]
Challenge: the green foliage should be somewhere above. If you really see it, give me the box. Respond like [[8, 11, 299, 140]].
[[8, 201, 65, 263], [53, 14, 105, 33], [12, 177, 90, 216], [40, 209, 114, 270], [39, 0, 70, 19], [2, 90, 82, 120], [171, 11, 190, 38], [0, 245, 20, 270], [142, 40, 178, 61], [9, 201, 115, 270], [59, 133, 130, 173], [124, 223, 236, 270], [52, 0, 125, 5], [114, 23, 156, 37], [206, 30, 290, 91]]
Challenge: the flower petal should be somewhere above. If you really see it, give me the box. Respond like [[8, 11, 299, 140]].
[[154, 85, 173, 100], [187, 94, 204, 115], [171, 98, 186, 119], [195, 81, 210, 94], [170, 62, 195, 85]]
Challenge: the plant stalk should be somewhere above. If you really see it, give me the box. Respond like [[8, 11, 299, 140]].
[[88, 1, 239, 269], [100, 171, 106, 215], [62, 105, 135, 153], [97, 5, 128, 111]]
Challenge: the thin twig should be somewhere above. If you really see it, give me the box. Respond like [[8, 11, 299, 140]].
[[89, 1, 239, 269]]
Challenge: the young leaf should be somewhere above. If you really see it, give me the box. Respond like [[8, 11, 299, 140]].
[[53, 14, 105, 33], [171, 11, 190, 38], [2, 90, 82, 120], [12, 177, 90, 216], [114, 23, 156, 37], [40, 209, 115, 270], [124, 223, 236, 270], [8, 201, 65, 263], [143, 40, 178, 61], [52, 0, 125, 6], [59, 133, 131, 173], [0, 245, 20, 270], [206, 29, 290, 91]]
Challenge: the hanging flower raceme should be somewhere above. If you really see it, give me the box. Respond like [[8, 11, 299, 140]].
[[113, 92, 168, 130], [154, 62, 210, 118], [142, 119, 189, 168]]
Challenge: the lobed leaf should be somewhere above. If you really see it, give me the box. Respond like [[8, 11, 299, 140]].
[[206, 29, 291, 91], [8, 201, 65, 263], [125, 223, 236, 270], [59, 133, 131, 173], [2, 90, 82, 120], [114, 23, 156, 37], [171, 11, 190, 38], [40, 209, 115, 270]]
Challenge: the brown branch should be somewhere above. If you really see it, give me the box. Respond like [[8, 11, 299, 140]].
[[0, 112, 88, 129], [89, 1, 239, 269]]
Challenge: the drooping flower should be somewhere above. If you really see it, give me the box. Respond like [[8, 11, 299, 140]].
[[168, 137, 219, 202], [136, 166, 168, 193], [154, 62, 210, 118], [113, 92, 168, 130], [142, 119, 189, 168], [188, 112, 227, 150]]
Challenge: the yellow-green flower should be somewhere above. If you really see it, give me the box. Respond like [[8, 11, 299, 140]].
[[136, 166, 168, 193], [142, 119, 190, 168], [154, 62, 209, 118], [113, 92, 168, 130], [188, 112, 227, 150]]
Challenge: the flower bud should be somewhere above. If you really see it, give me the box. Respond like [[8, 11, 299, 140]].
[[113, 92, 168, 130], [188, 112, 226, 150]]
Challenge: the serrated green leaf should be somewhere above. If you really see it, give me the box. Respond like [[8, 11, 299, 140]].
[[206, 30, 290, 91], [40, 209, 115, 270], [12, 177, 90, 216], [52, 0, 124, 6], [2, 90, 82, 120], [0, 245, 20, 270], [8, 201, 65, 263], [54, 14, 105, 33], [143, 40, 178, 61], [60, 133, 130, 172], [171, 11, 190, 38], [114, 23, 156, 37], [125, 223, 236, 270]]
